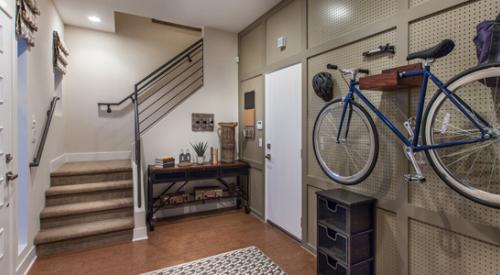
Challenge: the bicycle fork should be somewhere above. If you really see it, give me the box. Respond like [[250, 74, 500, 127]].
[[403, 119, 426, 183]]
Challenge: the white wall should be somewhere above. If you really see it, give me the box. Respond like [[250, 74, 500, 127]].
[[14, 0, 65, 272], [63, 13, 202, 153], [141, 27, 238, 164]]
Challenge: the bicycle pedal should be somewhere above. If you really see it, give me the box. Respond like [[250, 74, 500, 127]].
[[404, 174, 426, 183]]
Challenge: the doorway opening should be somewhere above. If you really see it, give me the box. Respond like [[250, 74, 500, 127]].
[[17, 38, 28, 254]]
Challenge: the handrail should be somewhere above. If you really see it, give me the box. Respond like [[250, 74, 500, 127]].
[[97, 39, 203, 113], [30, 96, 60, 167]]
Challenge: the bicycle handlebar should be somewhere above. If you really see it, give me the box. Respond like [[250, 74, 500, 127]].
[[326, 64, 370, 75]]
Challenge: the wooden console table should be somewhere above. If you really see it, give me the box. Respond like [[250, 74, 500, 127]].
[[146, 161, 250, 230]]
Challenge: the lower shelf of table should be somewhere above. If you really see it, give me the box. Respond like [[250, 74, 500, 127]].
[[154, 194, 241, 209]]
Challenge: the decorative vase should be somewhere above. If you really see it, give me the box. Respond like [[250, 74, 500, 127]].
[[218, 122, 238, 163], [196, 155, 204, 164]]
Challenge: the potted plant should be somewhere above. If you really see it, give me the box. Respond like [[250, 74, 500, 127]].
[[191, 141, 208, 164]]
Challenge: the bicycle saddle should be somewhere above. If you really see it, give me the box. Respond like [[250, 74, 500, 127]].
[[407, 39, 455, 61]]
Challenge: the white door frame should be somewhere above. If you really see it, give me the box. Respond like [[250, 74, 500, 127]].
[[0, 1, 17, 274], [264, 63, 302, 239]]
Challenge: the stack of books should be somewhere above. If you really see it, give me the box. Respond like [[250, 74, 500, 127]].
[[155, 156, 175, 168]]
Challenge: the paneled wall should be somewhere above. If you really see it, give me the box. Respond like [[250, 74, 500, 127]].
[[239, 76, 266, 217], [238, 0, 500, 274]]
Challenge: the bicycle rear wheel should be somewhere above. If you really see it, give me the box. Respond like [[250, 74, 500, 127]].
[[313, 99, 379, 185], [423, 63, 500, 208]]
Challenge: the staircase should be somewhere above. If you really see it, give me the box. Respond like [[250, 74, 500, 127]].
[[34, 39, 205, 256], [34, 160, 134, 256]]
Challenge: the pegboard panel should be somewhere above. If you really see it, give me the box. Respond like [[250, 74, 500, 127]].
[[409, 220, 500, 275], [307, 29, 406, 201], [409, 0, 430, 8], [376, 209, 401, 275], [308, 0, 397, 48], [408, 0, 500, 228]]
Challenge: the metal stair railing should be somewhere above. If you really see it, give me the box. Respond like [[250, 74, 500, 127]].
[[97, 39, 204, 207]]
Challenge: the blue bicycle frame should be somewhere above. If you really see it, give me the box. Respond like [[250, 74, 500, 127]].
[[336, 65, 492, 152]]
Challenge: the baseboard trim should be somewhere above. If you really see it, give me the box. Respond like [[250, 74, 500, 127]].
[[50, 154, 66, 172], [133, 226, 148, 241], [16, 245, 37, 275]]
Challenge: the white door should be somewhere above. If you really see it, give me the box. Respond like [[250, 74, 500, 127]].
[[0, 2, 15, 274], [265, 64, 302, 239]]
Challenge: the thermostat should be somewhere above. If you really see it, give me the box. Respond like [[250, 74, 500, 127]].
[[256, 121, 263, 130]]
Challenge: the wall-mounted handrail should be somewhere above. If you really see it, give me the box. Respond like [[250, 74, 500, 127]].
[[30, 96, 60, 167]]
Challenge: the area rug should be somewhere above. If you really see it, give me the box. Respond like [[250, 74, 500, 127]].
[[141, 246, 287, 275]]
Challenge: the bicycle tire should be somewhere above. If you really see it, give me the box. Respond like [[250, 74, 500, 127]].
[[423, 63, 500, 208], [313, 99, 379, 185]]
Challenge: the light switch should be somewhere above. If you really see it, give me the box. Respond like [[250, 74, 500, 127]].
[[258, 138, 263, 148]]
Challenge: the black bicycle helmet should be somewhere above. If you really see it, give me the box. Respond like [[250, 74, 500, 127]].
[[312, 72, 334, 102]]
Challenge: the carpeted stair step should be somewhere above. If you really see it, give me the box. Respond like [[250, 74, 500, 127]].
[[35, 218, 134, 256], [40, 198, 134, 229], [45, 180, 133, 206], [51, 160, 132, 186]]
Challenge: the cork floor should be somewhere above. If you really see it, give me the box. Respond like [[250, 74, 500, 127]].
[[29, 210, 316, 275]]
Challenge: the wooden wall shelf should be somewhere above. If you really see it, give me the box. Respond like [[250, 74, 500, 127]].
[[359, 63, 423, 91]]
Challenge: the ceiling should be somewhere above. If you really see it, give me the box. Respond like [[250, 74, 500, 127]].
[[53, 0, 281, 33]]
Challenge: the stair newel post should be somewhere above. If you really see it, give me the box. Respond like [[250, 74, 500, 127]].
[[132, 89, 142, 208]]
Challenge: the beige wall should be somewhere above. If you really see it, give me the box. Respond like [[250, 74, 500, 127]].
[[63, 13, 201, 153], [15, 0, 65, 270], [142, 27, 238, 166]]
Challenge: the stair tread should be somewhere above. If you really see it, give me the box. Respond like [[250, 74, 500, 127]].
[[51, 160, 132, 177], [46, 180, 133, 196], [41, 198, 133, 219], [35, 217, 134, 245]]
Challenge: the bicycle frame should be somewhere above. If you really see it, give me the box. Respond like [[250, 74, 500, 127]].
[[337, 65, 492, 152]]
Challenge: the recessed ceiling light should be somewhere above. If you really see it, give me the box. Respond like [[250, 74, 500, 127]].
[[88, 16, 101, 23]]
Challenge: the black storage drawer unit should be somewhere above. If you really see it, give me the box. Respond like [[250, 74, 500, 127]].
[[316, 189, 376, 275]]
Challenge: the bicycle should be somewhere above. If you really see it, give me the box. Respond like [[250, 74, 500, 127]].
[[312, 39, 500, 208]]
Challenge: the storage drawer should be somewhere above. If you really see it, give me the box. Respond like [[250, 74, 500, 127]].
[[318, 224, 373, 265], [317, 197, 348, 232], [152, 171, 187, 182], [220, 167, 249, 177], [317, 191, 375, 235], [188, 169, 218, 179], [317, 250, 373, 275]]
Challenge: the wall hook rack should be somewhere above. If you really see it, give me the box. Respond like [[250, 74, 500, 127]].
[[363, 43, 396, 58]]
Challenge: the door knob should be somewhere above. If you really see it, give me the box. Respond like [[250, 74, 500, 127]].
[[6, 172, 18, 183], [265, 154, 271, 160]]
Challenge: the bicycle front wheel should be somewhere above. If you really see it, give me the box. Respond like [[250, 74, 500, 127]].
[[313, 99, 379, 185], [424, 63, 500, 208]]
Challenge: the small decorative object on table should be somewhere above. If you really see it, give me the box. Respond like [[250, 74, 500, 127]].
[[155, 156, 175, 168], [218, 122, 238, 163], [191, 141, 208, 164], [210, 147, 219, 165]]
